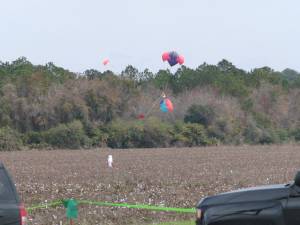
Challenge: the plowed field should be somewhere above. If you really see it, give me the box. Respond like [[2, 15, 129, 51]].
[[1, 145, 299, 224]]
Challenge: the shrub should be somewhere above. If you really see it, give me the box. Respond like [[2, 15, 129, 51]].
[[23, 131, 47, 148], [142, 118, 173, 147], [88, 130, 108, 147], [106, 119, 217, 148], [292, 129, 300, 142], [184, 104, 215, 127], [252, 112, 272, 128], [25, 131, 44, 145], [243, 120, 265, 144], [0, 127, 23, 151], [275, 129, 290, 143], [84, 122, 108, 147], [106, 118, 173, 148], [258, 129, 277, 144], [243, 121, 281, 145], [172, 122, 216, 147], [44, 120, 89, 149], [208, 119, 243, 144], [105, 120, 132, 148]]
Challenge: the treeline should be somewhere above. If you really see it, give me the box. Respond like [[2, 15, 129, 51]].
[[0, 57, 300, 150]]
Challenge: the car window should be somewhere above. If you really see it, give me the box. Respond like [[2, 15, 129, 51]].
[[0, 169, 16, 202]]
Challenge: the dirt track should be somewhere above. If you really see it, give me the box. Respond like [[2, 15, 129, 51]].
[[1, 145, 300, 224]]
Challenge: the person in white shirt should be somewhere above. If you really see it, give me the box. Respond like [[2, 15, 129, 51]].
[[107, 155, 113, 168]]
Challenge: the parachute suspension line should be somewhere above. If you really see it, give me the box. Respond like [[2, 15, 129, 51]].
[[144, 94, 164, 118], [140, 51, 183, 118], [161, 50, 184, 98], [163, 80, 169, 96]]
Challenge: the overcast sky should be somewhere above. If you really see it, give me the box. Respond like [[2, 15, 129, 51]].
[[1, 0, 299, 73]]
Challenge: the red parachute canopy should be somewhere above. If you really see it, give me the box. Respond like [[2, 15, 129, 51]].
[[103, 58, 109, 66], [164, 98, 174, 112], [162, 51, 184, 66], [162, 52, 170, 62], [177, 55, 185, 65]]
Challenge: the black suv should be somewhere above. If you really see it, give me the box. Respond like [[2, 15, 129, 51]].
[[0, 162, 27, 225], [196, 171, 300, 225]]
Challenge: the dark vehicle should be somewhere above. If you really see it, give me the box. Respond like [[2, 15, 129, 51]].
[[0, 162, 27, 225], [196, 171, 300, 225]]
